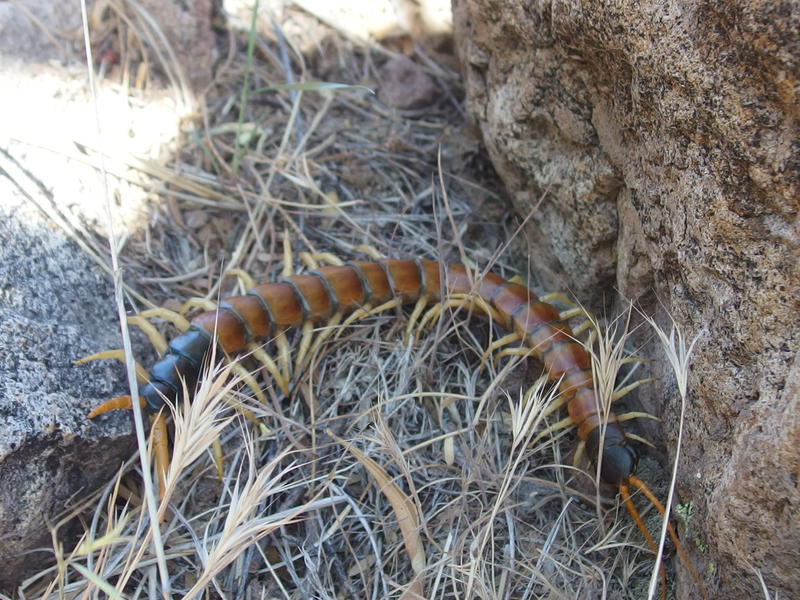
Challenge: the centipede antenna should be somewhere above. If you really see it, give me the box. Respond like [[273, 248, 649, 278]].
[[628, 475, 709, 600], [619, 481, 668, 600]]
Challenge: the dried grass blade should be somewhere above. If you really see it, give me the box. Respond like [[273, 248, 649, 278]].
[[331, 432, 426, 581]]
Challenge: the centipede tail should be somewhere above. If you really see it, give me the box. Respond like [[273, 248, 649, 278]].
[[85, 256, 705, 599]]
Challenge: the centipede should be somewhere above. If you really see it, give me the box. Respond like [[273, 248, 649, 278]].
[[82, 253, 707, 599]]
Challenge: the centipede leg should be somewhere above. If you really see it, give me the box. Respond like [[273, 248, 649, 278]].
[[299, 251, 345, 268], [611, 378, 656, 402], [294, 321, 316, 376], [180, 298, 217, 315], [226, 268, 257, 290], [229, 362, 266, 404], [211, 438, 224, 479], [275, 331, 292, 390], [251, 345, 289, 395], [616, 411, 660, 424], [341, 299, 401, 328], [405, 295, 430, 343], [572, 439, 586, 467], [138, 308, 191, 332], [75, 350, 150, 383], [531, 414, 575, 446], [150, 411, 170, 502], [416, 294, 500, 336], [353, 244, 384, 259], [622, 432, 657, 449], [298, 311, 344, 376], [493, 345, 537, 362], [127, 316, 169, 355], [480, 332, 524, 361]]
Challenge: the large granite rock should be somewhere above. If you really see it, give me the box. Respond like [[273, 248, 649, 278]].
[[454, 1, 799, 598]]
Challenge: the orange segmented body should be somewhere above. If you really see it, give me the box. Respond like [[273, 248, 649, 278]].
[[134, 258, 637, 487], [87, 255, 707, 599]]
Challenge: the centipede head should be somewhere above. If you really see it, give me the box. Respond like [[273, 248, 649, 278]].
[[585, 425, 707, 599], [585, 423, 639, 486]]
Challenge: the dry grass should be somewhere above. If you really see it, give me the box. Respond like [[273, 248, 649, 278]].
[[14, 2, 701, 599]]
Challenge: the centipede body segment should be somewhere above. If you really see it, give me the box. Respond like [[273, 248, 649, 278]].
[[85, 255, 706, 599]]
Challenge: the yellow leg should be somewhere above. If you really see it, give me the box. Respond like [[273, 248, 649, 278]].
[[150, 412, 170, 501], [75, 349, 149, 383], [300, 312, 343, 374], [611, 378, 656, 402], [294, 321, 316, 377], [228, 362, 266, 404], [342, 298, 401, 328], [353, 244, 384, 260], [282, 232, 293, 278], [251, 346, 288, 396], [617, 411, 660, 423], [531, 414, 575, 446], [481, 332, 524, 360], [416, 295, 500, 334], [299, 252, 344, 268], [623, 432, 657, 449], [540, 292, 577, 309], [572, 439, 586, 467], [571, 319, 595, 337], [493, 345, 537, 362], [405, 295, 430, 343], [211, 438, 224, 480], [180, 297, 217, 315], [275, 331, 292, 390], [127, 316, 168, 355], [225, 268, 256, 291], [138, 308, 191, 332], [559, 307, 587, 321], [539, 394, 569, 420]]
